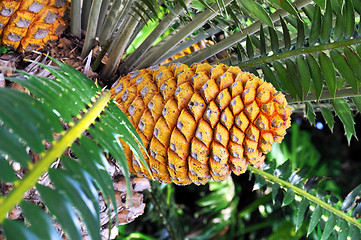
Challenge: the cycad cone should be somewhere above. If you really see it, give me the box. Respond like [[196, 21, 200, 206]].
[[111, 63, 292, 185], [0, 0, 67, 52]]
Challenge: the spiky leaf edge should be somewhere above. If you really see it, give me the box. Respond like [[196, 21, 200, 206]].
[[0, 59, 151, 238]]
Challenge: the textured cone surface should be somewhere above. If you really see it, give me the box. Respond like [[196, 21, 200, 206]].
[[111, 63, 292, 185], [0, 0, 67, 52]]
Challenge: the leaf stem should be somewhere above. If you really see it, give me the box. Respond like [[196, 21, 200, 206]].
[[70, 0, 81, 38], [99, 0, 134, 45], [248, 165, 361, 230], [178, 0, 313, 65], [238, 193, 272, 219], [136, 0, 233, 70], [0, 90, 111, 223], [239, 217, 281, 235], [101, 8, 142, 79], [287, 87, 361, 104], [81, 0, 103, 58], [155, 24, 224, 65], [96, 0, 111, 36], [239, 37, 361, 69], [81, 0, 92, 30], [148, 186, 181, 240], [118, 0, 192, 73]]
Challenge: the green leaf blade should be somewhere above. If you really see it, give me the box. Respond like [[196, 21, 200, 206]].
[[8, 76, 74, 123], [320, 0, 332, 43], [352, 96, 361, 113], [351, 226, 361, 240], [306, 54, 323, 101], [49, 169, 101, 240], [296, 55, 311, 97], [253, 175, 266, 191], [59, 161, 102, 239], [71, 137, 117, 213], [37, 184, 82, 240], [0, 88, 59, 153], [269, 26, 279, 53], [307, 204, 323, 236], [297, 18, 305, 48], [280, 16, 291, 50], [273, 61, 297, 98], [259, 25, 266, 57], [343, 0, 355, 40], [272, 183, 280, 204], [321, 213, 336, 240], [268, 0, 300, 18], [331, 99, 357, 143], [321, 107, 334, 132], [20, 201, 61, 240], [0, 156, 17, 183], [305, 102, 316, 125], [334, 9, 344, 41], [282, 187, 295, 206], [241, 0, 274, 27], [338, 220, 350, 240], [3, 219, 42, 240], [319, 52, 337, 98], [261, 64, 280, 90], [344, 47, 361, 81], [246, 35, 254, 59], [341, 184, 361, 211], [0, 125, 29, 167], [330, 49, 358, 92], [296, 198, 310, 231], [285, 59, 303, 100], [310, 5, 321, 45]]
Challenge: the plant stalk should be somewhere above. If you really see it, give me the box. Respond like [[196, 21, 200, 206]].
[[96, 0, 111, 36], [148, 187, 181, 240], [101, 12, 140, 79], [70, 0, 82, 38], [239, 37, 361, 69], [155, 24, 225, 65], [136, 0, 233, 70], [81, 0, 103, 58], [99, 0, 133, 45], [92, 38, 112, 71], [118, 0, 192, 73], [0, 90, 111, 223], [81, 0, 93, 31], [287, 87, 361, 104], [248, 165, 361, 230], [177, 0, 313, 65]]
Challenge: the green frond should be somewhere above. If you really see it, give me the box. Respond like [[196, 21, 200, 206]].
[[185, 0, 361, 142], [248, 162, 361, 239], [0, 60, 149, 239]]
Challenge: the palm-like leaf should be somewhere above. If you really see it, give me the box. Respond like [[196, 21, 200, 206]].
[[162, 0, 361, 143], [248, 162, 361, 239], [0, 59, 149, 239]]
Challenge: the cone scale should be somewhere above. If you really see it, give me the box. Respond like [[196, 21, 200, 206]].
[[111, 63, 291, 185], [0, 0, 67, 52]]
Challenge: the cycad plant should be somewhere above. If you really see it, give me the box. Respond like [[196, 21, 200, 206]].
[[1, 0, 361, 239]]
